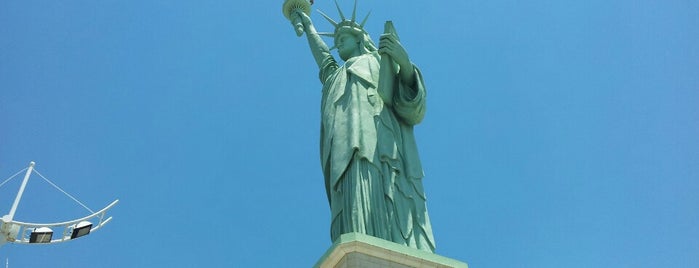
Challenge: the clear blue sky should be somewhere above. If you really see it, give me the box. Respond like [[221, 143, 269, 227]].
[[1, 0, 697, 267]]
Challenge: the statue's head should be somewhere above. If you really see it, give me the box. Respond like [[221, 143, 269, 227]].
[[318, 0, 376, 61], [334, 23, 376, 60]]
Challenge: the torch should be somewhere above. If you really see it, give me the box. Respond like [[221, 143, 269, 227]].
[[282, 0, 312, 37]]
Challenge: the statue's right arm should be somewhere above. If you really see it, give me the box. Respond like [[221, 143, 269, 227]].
[[294, 11, 333, 68]]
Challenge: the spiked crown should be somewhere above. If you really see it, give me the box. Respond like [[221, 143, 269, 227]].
[[317, 0, 375, 51]]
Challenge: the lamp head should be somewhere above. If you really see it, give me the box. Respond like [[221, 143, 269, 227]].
[[29, 227, 53, 243]]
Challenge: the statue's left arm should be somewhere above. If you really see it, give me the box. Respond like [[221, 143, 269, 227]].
[[379, 33, 416, 87], [379, 34, 425, 125]]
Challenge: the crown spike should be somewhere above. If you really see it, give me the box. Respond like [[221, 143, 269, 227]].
[[351, 0, 358, 22], [318, 32, 335, 37], [334, 0, 346, 21], [360, 10, 371, 27], [317, 9, 338, 27]]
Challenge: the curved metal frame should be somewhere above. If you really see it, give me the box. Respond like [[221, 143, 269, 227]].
[[3, 199, 118, 244], [0, 162, 118, 246]]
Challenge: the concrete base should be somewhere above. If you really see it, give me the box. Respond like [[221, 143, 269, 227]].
[[314, 233, 468, 268]]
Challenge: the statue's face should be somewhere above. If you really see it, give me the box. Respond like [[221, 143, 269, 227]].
[[336, 33, 360, 61]]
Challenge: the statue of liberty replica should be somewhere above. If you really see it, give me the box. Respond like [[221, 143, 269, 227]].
[[284, 0, 444, 257]]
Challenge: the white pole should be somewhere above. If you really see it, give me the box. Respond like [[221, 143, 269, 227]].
[[7, 162, 35, 221]]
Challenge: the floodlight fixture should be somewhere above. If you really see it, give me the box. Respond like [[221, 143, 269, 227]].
[[70, 221, 92, 239], [0, 161, 118, 247], [29, 227, 53, 243]]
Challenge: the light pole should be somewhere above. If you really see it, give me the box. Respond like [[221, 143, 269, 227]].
[[0, 161, 118, 247]]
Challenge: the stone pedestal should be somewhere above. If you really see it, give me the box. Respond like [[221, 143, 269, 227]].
[[314, 233, 468, 268]]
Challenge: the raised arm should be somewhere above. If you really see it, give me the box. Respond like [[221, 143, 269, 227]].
[[291, 10, 333, 68]]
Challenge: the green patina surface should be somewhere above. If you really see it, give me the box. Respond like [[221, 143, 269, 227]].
[[286, 0, 436, 253]]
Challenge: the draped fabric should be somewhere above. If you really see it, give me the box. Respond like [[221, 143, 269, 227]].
[[318, 52, 435, 252]]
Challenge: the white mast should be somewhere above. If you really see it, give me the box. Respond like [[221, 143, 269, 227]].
[[7, 162, 35, 222]]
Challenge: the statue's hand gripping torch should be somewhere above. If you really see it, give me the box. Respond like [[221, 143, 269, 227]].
[[282, 0, 312, 37]]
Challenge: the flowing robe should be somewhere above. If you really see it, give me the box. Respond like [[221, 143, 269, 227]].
[[318, 51, 436, 252]]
